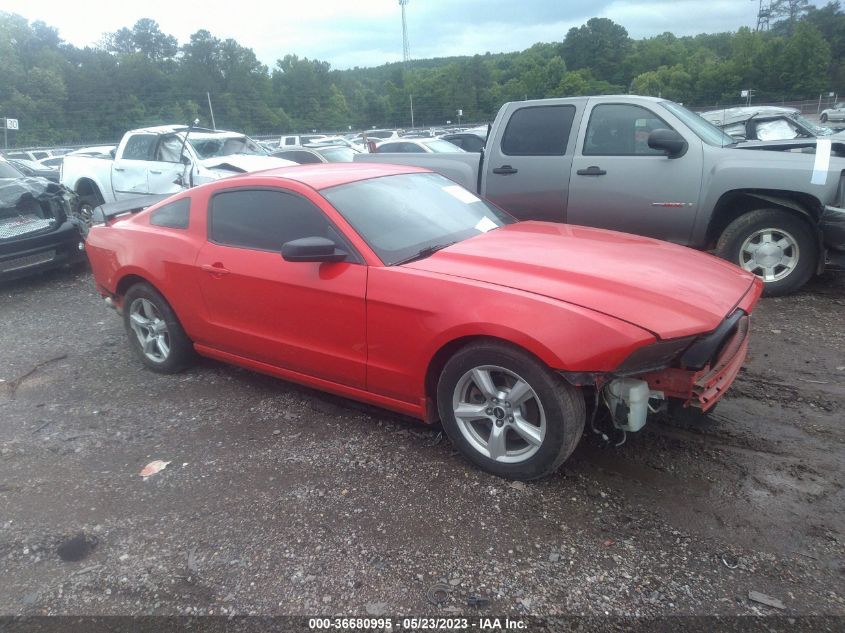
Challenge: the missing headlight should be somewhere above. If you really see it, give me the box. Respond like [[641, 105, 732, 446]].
[[614, 337, 696, 375]]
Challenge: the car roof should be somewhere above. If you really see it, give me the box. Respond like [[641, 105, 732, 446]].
[[249, 162, 429, 190]]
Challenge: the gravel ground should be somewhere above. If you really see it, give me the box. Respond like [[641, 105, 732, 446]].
[[0, 264, 844, 620]]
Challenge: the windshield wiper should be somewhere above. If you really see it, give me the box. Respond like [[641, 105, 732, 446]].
[[393, 241, 457, 266]]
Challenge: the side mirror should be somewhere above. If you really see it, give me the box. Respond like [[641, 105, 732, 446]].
[[647, 129, 688, 158], [282, 237, 347, 262], [181, 155, 191, 165]]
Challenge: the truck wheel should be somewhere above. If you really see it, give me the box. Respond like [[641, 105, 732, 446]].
[[123, 283, 194, 373], [437, 342, 585, 480], [78, 195, 102, 225], [716, 209, 817, 296], [821, 113, 828, 123]]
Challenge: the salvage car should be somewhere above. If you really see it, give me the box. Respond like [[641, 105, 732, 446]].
[[374, 138, 465, 153], [700, 106, 845, 141], [820, 102, 845, 124], [61, 124, 295, 217], [0, 157, 85, 281], [85, 163, 762, 480], [271, 145, 359, 164], [7, 158, 60, 182]]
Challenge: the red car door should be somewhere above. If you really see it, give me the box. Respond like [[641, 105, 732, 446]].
[[194, 188, 367, 388]]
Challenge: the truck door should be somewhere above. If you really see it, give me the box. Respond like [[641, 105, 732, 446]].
[[482, 101, 582, 222], [566, 102, 703, 245], [147, 134, 188, 194], [112, 133, 157, 199]]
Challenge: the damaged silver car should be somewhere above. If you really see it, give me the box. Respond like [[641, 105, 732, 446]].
[[0, 157, 86, 281]]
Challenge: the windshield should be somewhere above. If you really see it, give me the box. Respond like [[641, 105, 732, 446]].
[[661, 101, 735, 147], [188, 135, 265, 159], [0, 160, 23, 178], [792, 113, 832, 136], [322, 172, 514, 265]]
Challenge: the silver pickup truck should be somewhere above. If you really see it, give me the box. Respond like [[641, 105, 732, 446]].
[[355, 95, 845, 296]]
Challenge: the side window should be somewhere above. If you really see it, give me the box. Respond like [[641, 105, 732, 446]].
[[377, 143, 401, 153], [121, 134, 158, 161], [210, 189, 335, 252], [150, 198, 190, 229], [285, 137, 296, 146], [155, 135, 184, 163], [501, 105, 575, 156], [583, 104, 671, 156]]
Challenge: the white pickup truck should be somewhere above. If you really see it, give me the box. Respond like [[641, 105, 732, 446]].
[[61, 124, 294, 217]]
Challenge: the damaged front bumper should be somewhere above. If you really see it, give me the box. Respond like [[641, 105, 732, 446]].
[[0, 177, 86, 281], [637, 312, 751, 412], [0, 219, 85, 281]]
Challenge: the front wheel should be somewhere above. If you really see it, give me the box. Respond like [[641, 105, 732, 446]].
[[437, 342, 585, 480], [715, 209, 817, 296], [123, 283, 193, 373], [821, 113, 828, 123]]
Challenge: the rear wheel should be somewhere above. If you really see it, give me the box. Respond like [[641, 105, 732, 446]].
[[821, 113, 828, 123], [716, 209, 817, 296], [437, 342, 585, 480], [123, 283, 193, 373]]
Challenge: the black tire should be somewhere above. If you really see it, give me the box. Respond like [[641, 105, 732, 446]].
[[77, 194, 102, 226], [821, 113, 828, 123], [715, 208, 817, 297], [122, 282, 193, 373], [437, 342, 585, 480]]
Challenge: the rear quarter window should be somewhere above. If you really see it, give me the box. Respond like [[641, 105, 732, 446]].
[[150, 198, 190, 229]]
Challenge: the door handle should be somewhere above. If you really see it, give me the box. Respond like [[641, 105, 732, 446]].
[[576, 166, 607, 176], [114, 167, 125, 172], [201, 263, 230, 276], [150, 170, 162, 174], [492, 165, 518, 175]]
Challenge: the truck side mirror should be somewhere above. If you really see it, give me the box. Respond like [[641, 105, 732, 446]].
[[181, 155, 191, 165], [647, 129, 688, 158]]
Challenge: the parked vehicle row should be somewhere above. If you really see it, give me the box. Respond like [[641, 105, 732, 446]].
[[355, 95, 845, 296]]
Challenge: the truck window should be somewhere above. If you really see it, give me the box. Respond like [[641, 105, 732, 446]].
[[501, 105, 575, 156], [155, 135, 184, 163], [122, 134, 158, 161], [583, 104, 669, 156]]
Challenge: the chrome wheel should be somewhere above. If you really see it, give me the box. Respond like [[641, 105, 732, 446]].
[[739, 228, 799, 282], [451, 365, 546, 464], [128, 298, 171, 363]]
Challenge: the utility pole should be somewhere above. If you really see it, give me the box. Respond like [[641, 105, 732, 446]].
[[207, 93, 217, 130], [409, 94, 415, 128]]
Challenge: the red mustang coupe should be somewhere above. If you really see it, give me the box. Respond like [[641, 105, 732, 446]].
[[86, 164, 762, 480]]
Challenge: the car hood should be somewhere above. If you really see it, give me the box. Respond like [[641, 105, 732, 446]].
[[405, 222, 756, 339], [199, 154, 296, 173]]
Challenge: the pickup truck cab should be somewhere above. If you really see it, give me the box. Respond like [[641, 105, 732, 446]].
[[355, 95, 845, 295], [61, 125, 294, 218]]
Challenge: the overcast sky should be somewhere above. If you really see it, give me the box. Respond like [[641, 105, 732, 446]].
[[2, 0, 828, 70]]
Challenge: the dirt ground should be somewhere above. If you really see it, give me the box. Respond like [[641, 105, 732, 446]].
[[0, 264, 843, 620]]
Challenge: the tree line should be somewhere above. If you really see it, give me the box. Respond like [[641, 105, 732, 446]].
[[0, 0, 843, 146]]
